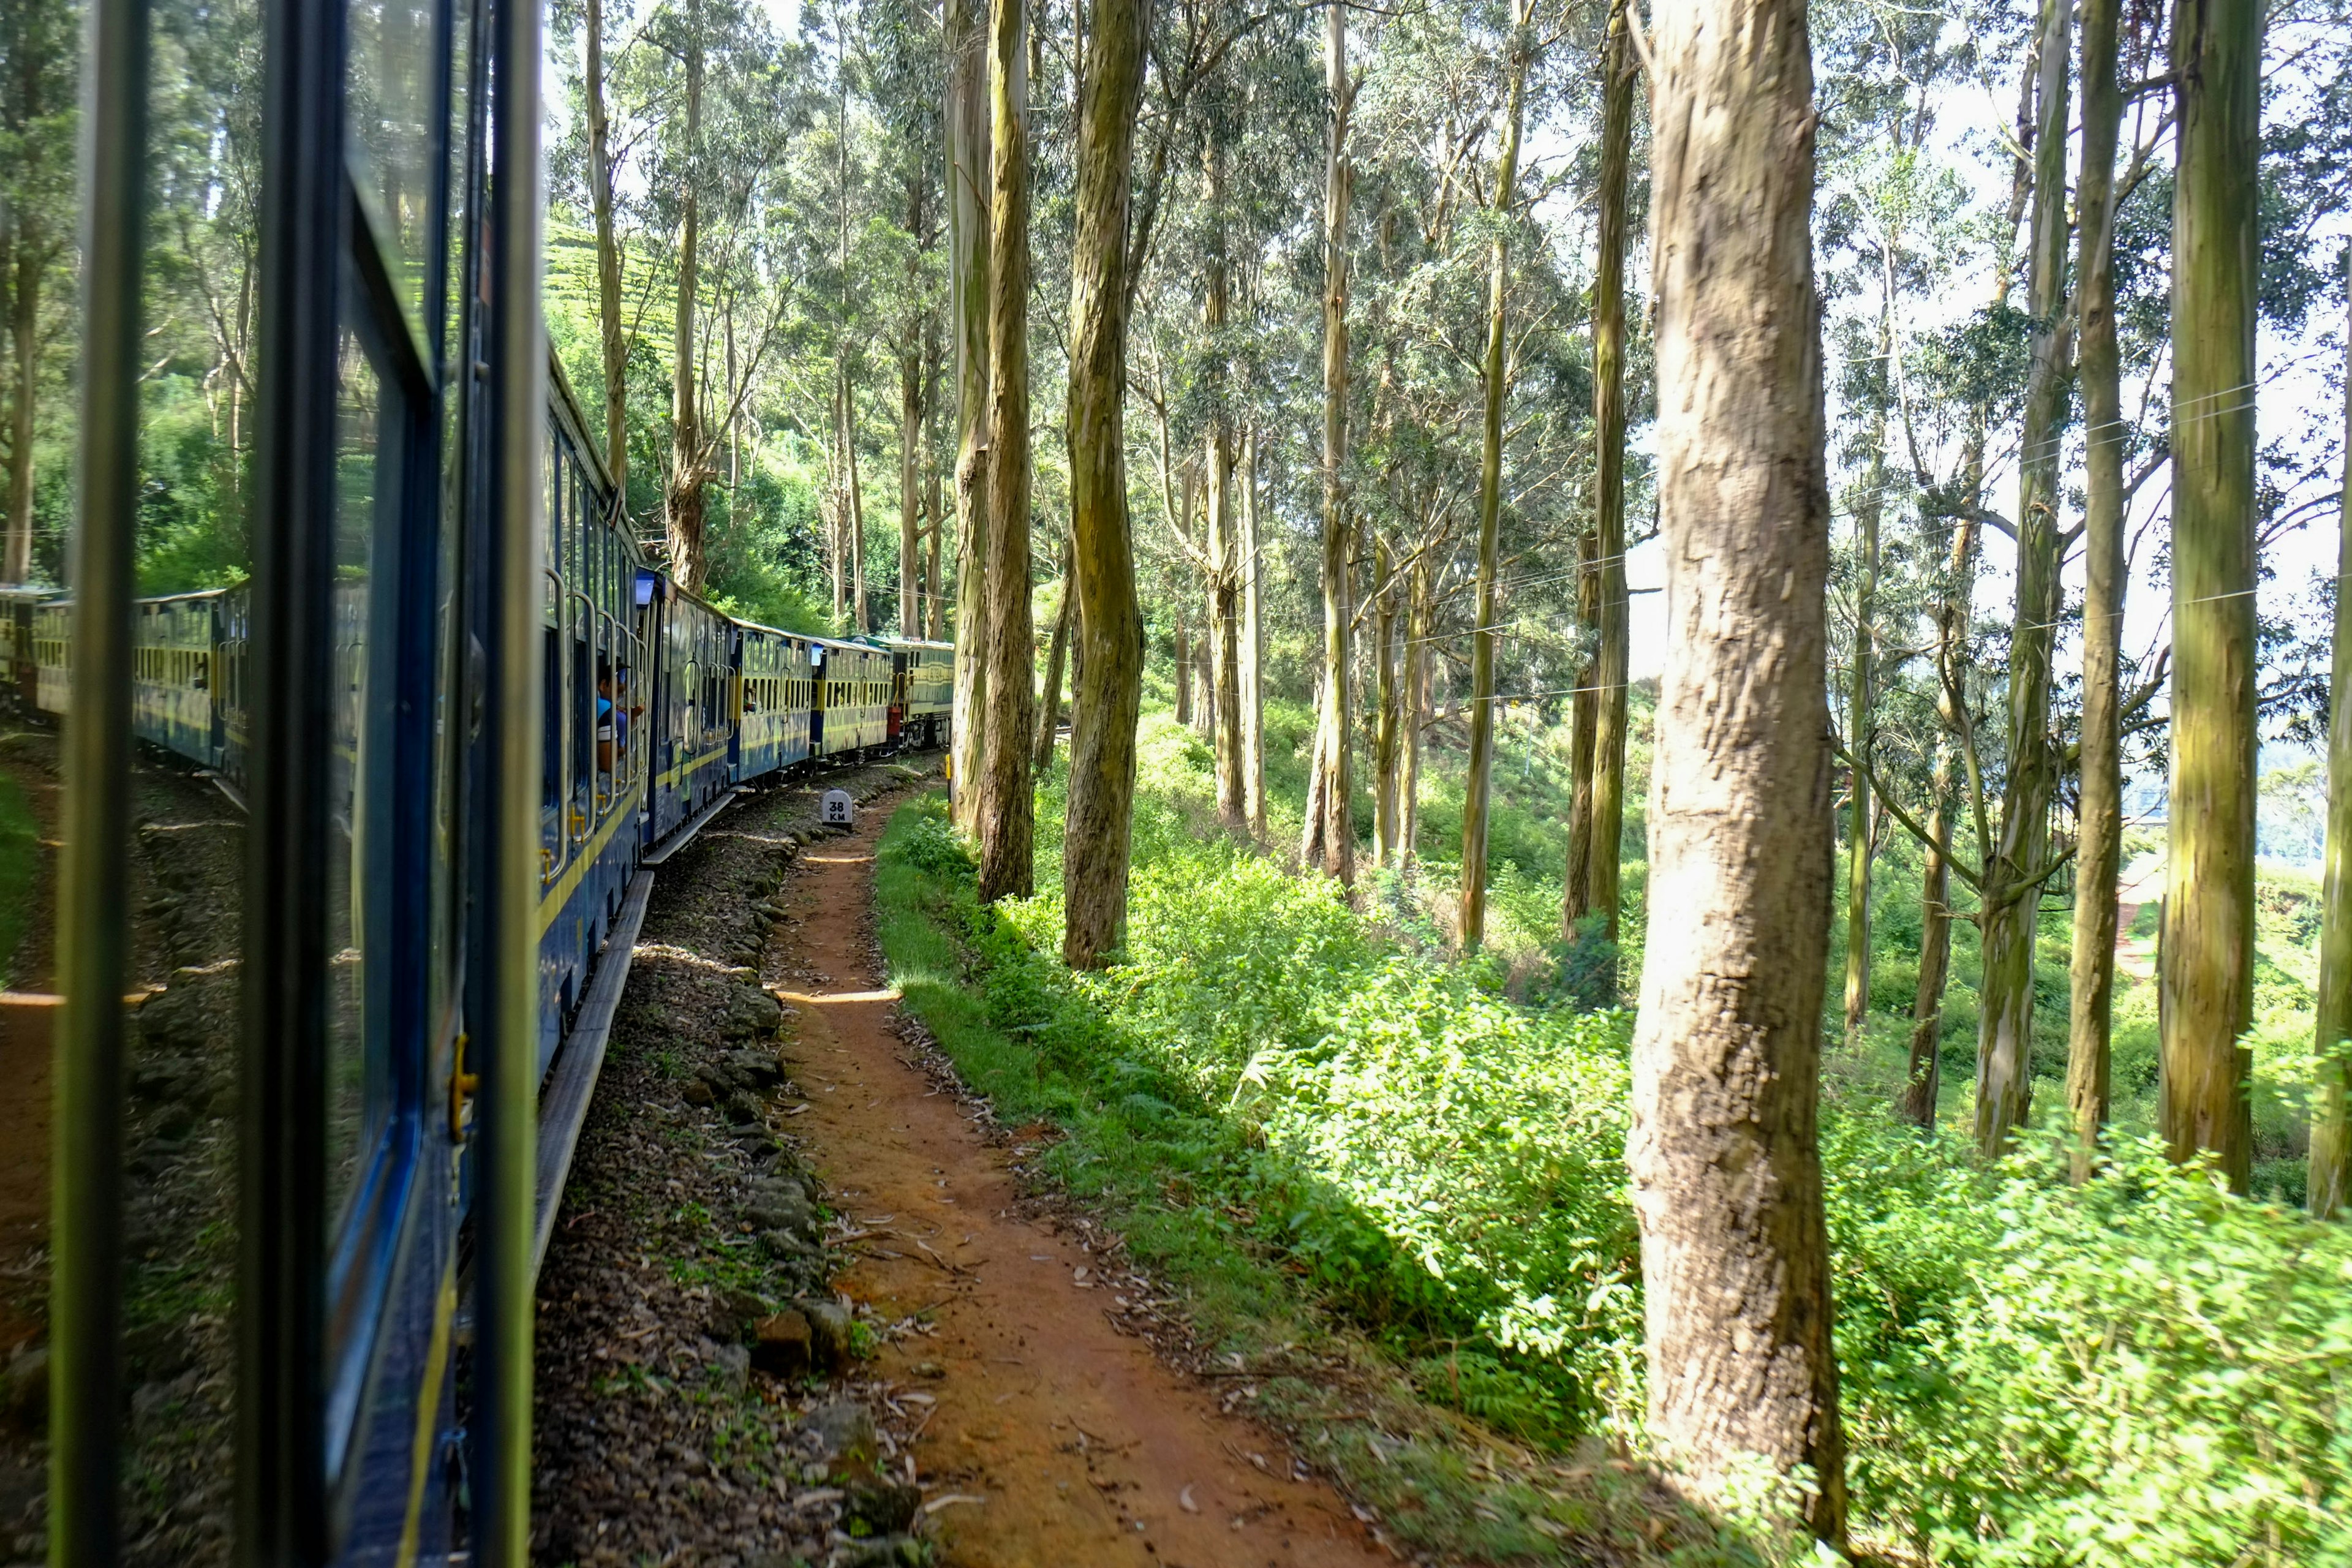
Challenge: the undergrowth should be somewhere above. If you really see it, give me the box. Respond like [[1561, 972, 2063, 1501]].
[[876, 715, 2352, 1567]]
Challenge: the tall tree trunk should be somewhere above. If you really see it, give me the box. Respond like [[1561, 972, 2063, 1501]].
[[665, 0, 708, 593], [1844, 320, 1887, 1050], [925, 319, 946, 640], [1585, 0, 1636, 947], [1401, 556, 1428, 862], [848, 380, 869, 632], [1373, 535, 1399, 865], [1564, 519, 1599, 929], [1205, 130, 1243, 826], [2307, 262, 2352, 1217], [1172, 595, 1191, 726], [902, 172, 925, 636], [1974, 0, 2075, 1160], [1301, 680, 1331, 865], [586, 0, 629, 503], [1062, 0, 1147, 965], [1460, 3, 1532, 947], [2066, 0, 2125, 1181], [974, 0, 1035, 903], [948, 0, 993, 828], [1314, 0, 1357, 886], [1633, 0, 1847, 1537], [1035, 570, 1071, 770], [1240, 426, 1266, 837], [5, 243, 34, 585], [1906, 496, 1981, 1129], [2162, 0, 2260, 1190]]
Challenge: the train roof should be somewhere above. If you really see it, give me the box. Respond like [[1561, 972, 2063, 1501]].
[[870, 635, 954, 653]]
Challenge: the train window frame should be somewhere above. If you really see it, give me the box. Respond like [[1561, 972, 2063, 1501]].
[[312, 0, 459, 1504]]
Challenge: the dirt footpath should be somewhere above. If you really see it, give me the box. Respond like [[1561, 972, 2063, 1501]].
[[772, 802, 1391, 1568]]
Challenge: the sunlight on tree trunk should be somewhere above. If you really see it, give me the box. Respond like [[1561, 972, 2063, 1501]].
[[2162, 0, 2261, 1191], [1459, 0, 1532, 949], [2307, 260, 2352, 1218], [974, 0, 1035, 904], [1974, 0, 2074, 1160], [948, 0, 993, 831], [1631, 0, 1847, 1536], [5, 246, 34, 584], [2065, 0, 2125, 1182]]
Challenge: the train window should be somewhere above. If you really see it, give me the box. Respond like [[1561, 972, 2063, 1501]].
[[543, 625, 564, 872], [324, 325, 385, 1246], [345, 0, 439, 341]]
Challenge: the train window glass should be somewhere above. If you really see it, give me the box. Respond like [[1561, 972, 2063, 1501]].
[[345, 0, 439, 342], [325, 325, 385, 1242], [543, 625, 564, 873]]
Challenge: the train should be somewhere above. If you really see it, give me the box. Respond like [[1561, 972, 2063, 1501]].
[[19, 0, 955, 1553]]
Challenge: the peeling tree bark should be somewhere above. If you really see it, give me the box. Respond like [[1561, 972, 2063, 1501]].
[[2162, 0, 2259, 1189], [1631, 0, 1847, 1536]]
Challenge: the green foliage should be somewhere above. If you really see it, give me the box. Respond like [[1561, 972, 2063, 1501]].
[[882, 720, 2352, 1565]]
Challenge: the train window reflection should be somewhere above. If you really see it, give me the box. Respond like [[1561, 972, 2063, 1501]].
[[347, 0, 439, 341], [325, 326, 383, 1240]]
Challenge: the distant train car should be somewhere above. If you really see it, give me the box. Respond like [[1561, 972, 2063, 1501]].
[[133, 590, 232, 767], [645, 578, 739, 847], [32, 599, 69, 717], [0, 588, 48, 715], [812, 637, 891, 756], [882, 636, 953, 749], [735, 620, 816, 781]]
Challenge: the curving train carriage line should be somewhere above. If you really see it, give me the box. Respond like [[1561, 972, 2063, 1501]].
[[18, 372, 952, 1562]]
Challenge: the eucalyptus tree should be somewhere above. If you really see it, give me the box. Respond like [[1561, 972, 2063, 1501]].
[[2162, 0, 2262, 1189], [2310, 266, 2352, 1218], [974, 0, 1036, 902], [1062, 0, 1149, 965], [1973, 0, 2075, 1158], [1456, 0, 1537, 947], [948, 0, 992, 829], [1571, 0, 1639, 948], [1632, 0, 1847, 1534]]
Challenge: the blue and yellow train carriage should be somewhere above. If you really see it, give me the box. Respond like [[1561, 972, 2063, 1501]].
[[813, 636, 891, 756], [883, 636, 953, 748], [734, 620, 815, 780], [537, 386, 647, 1075], [132, 589, 233, 767]]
